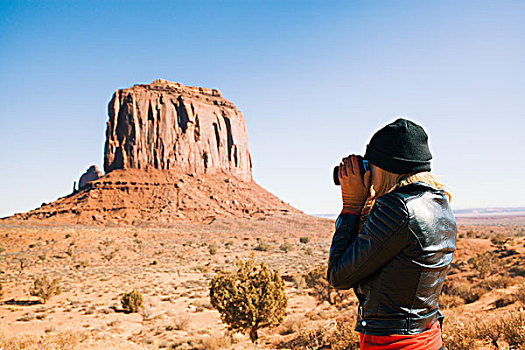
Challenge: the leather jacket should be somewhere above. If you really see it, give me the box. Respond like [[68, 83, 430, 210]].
[[327, 182, 457, 335]]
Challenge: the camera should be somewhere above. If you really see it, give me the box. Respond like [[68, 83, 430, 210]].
[[333, 155, 370, 186]]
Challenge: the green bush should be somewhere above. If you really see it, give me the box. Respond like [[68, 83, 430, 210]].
[[29, 276, 61, 304], [209, 257, 288, 343], [120, 289, 143, 313]]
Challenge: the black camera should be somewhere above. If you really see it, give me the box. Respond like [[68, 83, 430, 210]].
[[333, 155, 370, 186]]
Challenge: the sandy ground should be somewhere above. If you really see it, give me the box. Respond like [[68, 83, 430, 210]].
[[0, 215, 523, 349]]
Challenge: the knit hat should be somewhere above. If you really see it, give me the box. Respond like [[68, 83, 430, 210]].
[[364, 118, 432, 174]]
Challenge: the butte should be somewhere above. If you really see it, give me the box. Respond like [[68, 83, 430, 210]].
[[3, 79, 320, 227]]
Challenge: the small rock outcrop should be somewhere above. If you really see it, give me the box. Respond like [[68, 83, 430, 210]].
[[79, 165, 103, 189], [104, 79, 253, 182]]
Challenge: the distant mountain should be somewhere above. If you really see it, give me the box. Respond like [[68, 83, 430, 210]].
[[453, 207, 525, 217], [313, 207, 525, 220]]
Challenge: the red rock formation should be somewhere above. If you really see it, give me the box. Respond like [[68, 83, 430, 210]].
[[104, 79, 252, 182], [79, 165, 103, 189], [2, 79, 314, 225], [5, 169, 302, 225]]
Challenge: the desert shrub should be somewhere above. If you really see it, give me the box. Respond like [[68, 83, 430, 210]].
[[209, 257, 288, 342], [501, 309, 525, 348], [253, 241, 270, 252], [442, 313, 478, 350], [292, 275, 307, 290], [208, 243, 218, 255], [167, 314, 190, 331], [475, 314, 502, 349], [29, 276, 61, 304], [477, 274, 514, 290], [194, 332, 232, 350], [510, 265, 525, 277], [279, 242, 293, 252], [514, 282, 525, 304], [443, 282, 488, 304], [279, 316, 303, 335], [468, 251, 498, 279], [491, 233, 510, 247], [299, 236, 310, 244], [0, 283, 3, 300], [120, 289, 143, 313], [101, 248, 119, 262], [439, 294, 465, 309], [304, 264, 350, 305], [280, 317, 360, 350], [195, 264, 209, 273]]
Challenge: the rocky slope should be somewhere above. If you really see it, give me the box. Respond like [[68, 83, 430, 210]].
[[5, 168, 301, 225]]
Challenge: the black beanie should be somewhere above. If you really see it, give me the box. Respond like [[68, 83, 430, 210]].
[[364, 118, 432, 174]]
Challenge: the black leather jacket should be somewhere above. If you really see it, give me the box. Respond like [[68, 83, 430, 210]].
[[327, 182, 457, 335]]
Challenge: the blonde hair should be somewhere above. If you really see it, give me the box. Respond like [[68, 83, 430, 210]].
[[360, 170, 451, 227]]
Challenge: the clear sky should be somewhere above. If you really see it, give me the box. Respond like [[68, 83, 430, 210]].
[[1, 0, 524, 218]]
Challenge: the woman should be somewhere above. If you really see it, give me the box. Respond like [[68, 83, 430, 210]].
[[327, 118, 457, 350]]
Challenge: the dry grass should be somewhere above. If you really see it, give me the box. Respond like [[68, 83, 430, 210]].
[[0, 331, 89, 350], [0, 219, 523, 349], [278, 317, 360, 350]]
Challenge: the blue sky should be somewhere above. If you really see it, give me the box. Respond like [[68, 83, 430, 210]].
[[1, 0, 524, 217]]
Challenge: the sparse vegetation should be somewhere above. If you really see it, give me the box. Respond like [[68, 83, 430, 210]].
[[208, 243, 218, 255], [253, 241, 271, 252], [280, 317, 360, 349], [101, 248, 119, 262], [442, 309, 525, 350], [304, 264, 350, 305], [29, 276, 61, 304], [120, 289, 143, 313], [279, 242, 293, 252], [299, 236, 310, 244], [501, 309, 525, 348], [0, 218, 523, 349], [468, 251, 498, 279], [210, 256, 288, 342], [442, 282, 488, 304]]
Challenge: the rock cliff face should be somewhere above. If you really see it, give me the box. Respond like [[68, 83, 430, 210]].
[[104, 79, 252, 182], [79, 165, 102, 189]]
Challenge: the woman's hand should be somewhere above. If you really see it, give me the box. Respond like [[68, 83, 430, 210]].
[[338, 155, 371, 214]]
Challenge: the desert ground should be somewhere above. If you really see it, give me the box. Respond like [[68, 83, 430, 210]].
[[0, 214, 523, 350]]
